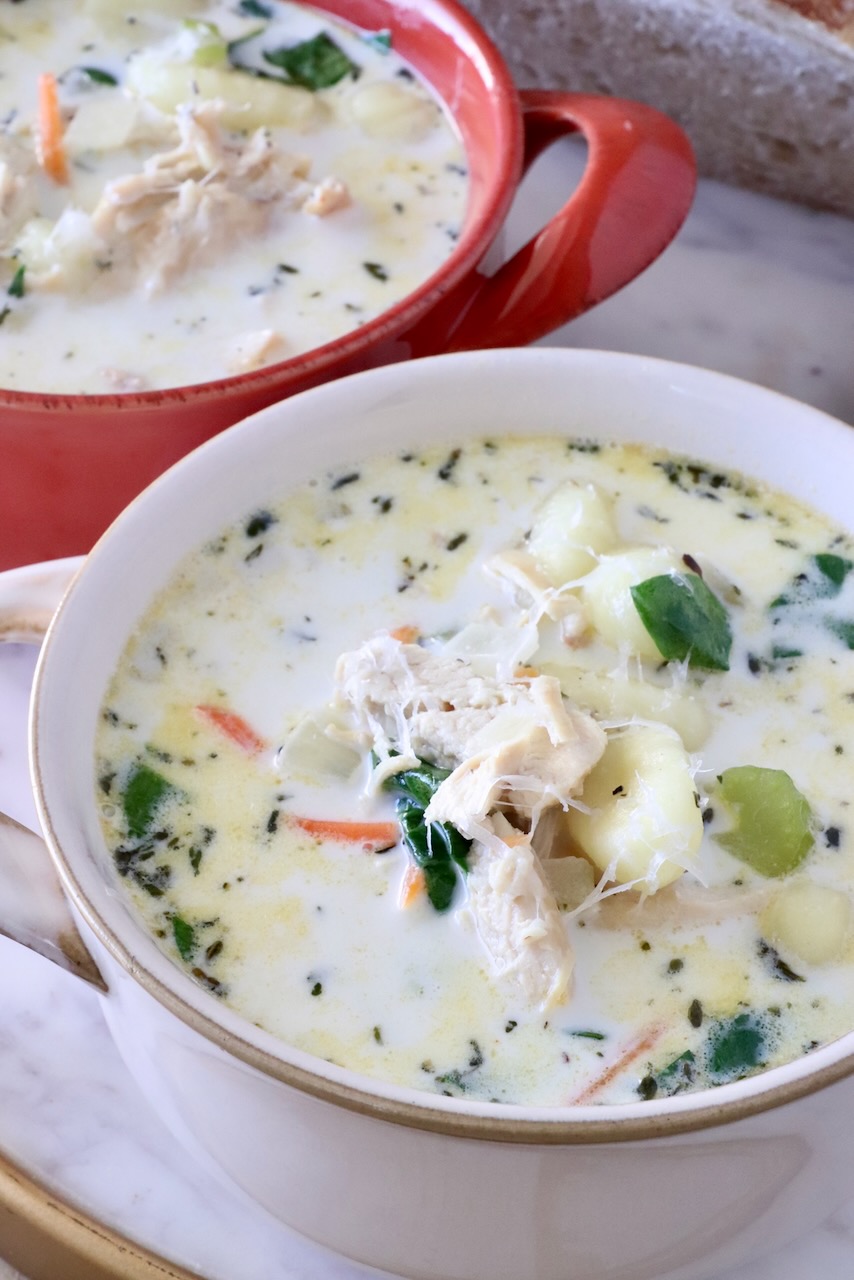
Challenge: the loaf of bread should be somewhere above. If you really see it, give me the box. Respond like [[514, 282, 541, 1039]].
[[461, 0, 854, 215]]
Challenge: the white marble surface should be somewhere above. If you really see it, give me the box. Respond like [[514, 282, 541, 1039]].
[[1, 143, 854, 1280]]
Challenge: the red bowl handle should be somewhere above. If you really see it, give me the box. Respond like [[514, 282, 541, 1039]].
[[444, 91, 697, 350]]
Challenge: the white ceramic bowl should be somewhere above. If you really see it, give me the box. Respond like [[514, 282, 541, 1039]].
[[9, 348, 854, 1280]]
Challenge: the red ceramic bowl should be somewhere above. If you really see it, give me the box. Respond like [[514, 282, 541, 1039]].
[[0, 0, 696, 571]]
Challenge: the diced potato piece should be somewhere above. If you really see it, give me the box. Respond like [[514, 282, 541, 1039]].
[[581, 546, 684, 659], [126, 55, 318, 130], [15, 211, 102, 290], [761, 881, 851, 965], [277, 708, 361, 783], [565, 725, 703, 890], [64, 94, 175, 154], [527, 480, 618, 586], [344, 81, 438, 141], [541, 663, 710, 751]]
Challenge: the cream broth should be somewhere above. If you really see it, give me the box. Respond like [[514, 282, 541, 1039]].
[[0, 0, 467, 392], [95, 438, 854, 1106]]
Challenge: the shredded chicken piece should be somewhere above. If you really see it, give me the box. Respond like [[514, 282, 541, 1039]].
[[87, 100, 338, 294], [334, 634, 607, 1008], [227, 327, 285, 374], [302, 175, 350, 216], [463, 825, 575, 1010], [0, 135, 37, 245]]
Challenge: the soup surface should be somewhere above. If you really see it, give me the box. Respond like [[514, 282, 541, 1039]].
[[96, 436, 854, 1106], [0, 0, 467, 393]]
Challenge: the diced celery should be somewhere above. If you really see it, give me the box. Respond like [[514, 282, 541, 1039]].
[[714, 766, 814, 877]]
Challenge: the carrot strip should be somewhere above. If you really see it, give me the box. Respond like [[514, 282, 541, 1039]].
[[390, 625, 420, 644], [399, 863, 426, 907], [290, 816, 399, 852], [569, 1024, 665, 1104], [195, 704, 266, 756], [37, 73, 69, 185]]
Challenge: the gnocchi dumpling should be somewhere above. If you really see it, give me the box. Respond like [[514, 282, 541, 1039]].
[[542, 662, 710, 750], [526, 479, 618, 586], [565, 724, 703, 890], [126, 55, 318, 129], [343, 81, 439, 141], [761, 881, 851, 965], [581, 545, 685, 659]]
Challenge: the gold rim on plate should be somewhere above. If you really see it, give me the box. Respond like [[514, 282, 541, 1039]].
[[0, 1148, 202, 1280]]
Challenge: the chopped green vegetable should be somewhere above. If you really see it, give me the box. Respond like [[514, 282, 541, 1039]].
[[771, 552, 853, 608], [382, 758, 471, 913], [237, 0, 273, 16], [7, 266, 25, 299], [182, 19, 228, 67], [363, 29, 392, 52], [826, 618, 854, 650], [707, 1013, 766, 1080], [714, 766, 814, 877], [645, 1044, 696, 1095], [172, 915, 196, 960], [76, 66, 119, 86], [263, 32, 360, 89], [122, 764, 175, 838], [630, 572, 732, 671]]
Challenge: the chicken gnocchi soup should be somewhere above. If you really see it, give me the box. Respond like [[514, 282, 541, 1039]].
[[95, 436, 854, 1106], [0, 0, 467, 392]]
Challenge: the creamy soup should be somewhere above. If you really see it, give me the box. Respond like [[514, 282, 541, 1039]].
[[0, 0, 467, 392], [95, 437, 854, 1106]]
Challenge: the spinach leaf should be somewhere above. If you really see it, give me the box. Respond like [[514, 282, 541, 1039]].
[[363, 29, 391, 53], [630, 572, 732, 671], [707, 1013, 766, 1080], [263, 32, 360, 90], [771, 552, 853, 609], [826, 617, 854, 650], [172, 915, 196, 960], [383, 758, 470, 913], [7, 265, 24, 299], [122, 764, 175, 838]]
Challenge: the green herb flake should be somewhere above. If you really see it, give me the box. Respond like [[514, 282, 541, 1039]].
[[363, 261, 389, 282], [263, 32, 360, 90], [245, 509, 276, 537], [630, 572, 732, 671], [76, 66, 119, 86], [714, 766, 814, 877], [122, 764, 175, 838], [826, 618, 854, 650], [363, 28, 392, 52], [772, 552, 853, 609], [238, 0, 273, 16], [8, 265, 25, 299], [172, 915, 196, 960]]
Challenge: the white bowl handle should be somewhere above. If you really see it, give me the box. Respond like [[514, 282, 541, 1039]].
[[0, 556, 82, 643], [0, 812, 107, 990], [0, 556, 106, 990]]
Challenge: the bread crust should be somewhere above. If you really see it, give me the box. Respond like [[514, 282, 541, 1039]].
[[462, 0, 854, 214]]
